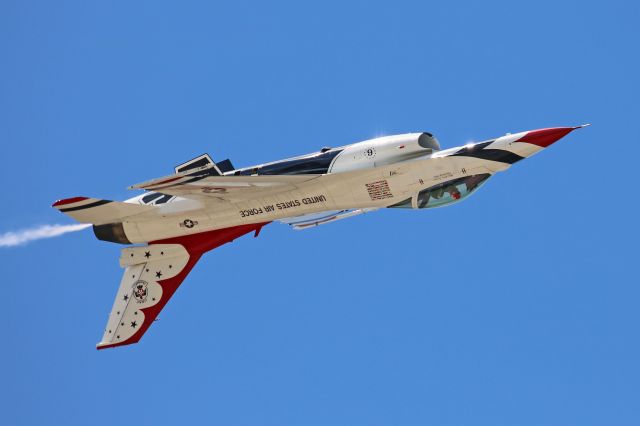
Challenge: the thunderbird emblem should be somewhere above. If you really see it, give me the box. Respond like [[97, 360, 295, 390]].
[[132, 280, 148, 304]]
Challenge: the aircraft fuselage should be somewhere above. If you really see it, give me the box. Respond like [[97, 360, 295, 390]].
[[108, 126, 583, 243]]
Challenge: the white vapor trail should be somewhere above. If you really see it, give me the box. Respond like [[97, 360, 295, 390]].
[[0, 223, 92, 247]]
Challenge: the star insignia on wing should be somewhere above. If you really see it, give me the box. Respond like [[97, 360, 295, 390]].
[[180, 219, 198, 228]]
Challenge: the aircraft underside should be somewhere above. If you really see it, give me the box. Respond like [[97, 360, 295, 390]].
[[53, 125, 587, 349]]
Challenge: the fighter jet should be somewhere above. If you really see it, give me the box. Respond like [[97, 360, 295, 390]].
[[53, 125, 588, 349]]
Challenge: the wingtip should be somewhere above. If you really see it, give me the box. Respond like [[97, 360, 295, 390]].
[[574, 123, 592, 129], [52, 196, 89, 208]]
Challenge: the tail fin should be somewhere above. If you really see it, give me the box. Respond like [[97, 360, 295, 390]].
[[52, 196, 155, 225], [96, 222, 269, 349]]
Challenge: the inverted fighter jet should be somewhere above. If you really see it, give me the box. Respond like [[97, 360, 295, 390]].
[[54, 125, 588, 349]]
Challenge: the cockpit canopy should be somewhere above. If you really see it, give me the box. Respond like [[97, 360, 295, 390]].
[[389, 173, 491, 209]]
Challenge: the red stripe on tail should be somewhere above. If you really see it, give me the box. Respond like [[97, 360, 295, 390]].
[[96, 222, 269, 350]]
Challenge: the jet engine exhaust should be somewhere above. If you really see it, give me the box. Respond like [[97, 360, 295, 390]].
[[93, 223, 131, 244]]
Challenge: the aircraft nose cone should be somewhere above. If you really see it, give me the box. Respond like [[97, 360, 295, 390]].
[[516, 125, 587, 148]]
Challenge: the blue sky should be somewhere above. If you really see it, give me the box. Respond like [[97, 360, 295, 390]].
[[1, 1, 639, 424]]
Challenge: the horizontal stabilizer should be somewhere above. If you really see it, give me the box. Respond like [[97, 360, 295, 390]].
[[52, 197, 155, 225]]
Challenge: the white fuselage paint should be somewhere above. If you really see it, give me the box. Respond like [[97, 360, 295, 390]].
[[121, 133, 544, 243]]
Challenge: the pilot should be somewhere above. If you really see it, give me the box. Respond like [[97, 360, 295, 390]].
[[446, 186, 462, 200], [431, 186, 445, 199]]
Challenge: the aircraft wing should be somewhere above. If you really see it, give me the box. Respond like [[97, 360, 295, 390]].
[[97, 222, 268, 349], [129, 172, 322, 203]]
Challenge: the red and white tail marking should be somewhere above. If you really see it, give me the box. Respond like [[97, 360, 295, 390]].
[[96, 222, 269, 350]]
